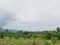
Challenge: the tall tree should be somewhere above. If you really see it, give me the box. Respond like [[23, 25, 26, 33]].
[[0, 27, 2, 32], [56, 27, 60, 32], [5, 29, 9, 33]]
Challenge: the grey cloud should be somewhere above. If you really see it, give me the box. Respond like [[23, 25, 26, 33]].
[[0, 9, 15, 26], [0, 0, 60, 31]]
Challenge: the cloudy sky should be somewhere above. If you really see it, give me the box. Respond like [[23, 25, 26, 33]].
[[0, 0, 60, 31]]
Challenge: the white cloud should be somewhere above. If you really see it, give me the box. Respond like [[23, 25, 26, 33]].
[[0, 0, 60, 31]]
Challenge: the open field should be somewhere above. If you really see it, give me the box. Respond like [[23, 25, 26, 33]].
[[0, 38, 44, 45], [0, 27, 60, 45], [0, 38, 60, 45]]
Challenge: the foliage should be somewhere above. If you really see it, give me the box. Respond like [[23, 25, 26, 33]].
[[45, 33, 52, 40], [0, 27, 60, 45], [56, 27, 60, 32], [44, 42, 50, 45]]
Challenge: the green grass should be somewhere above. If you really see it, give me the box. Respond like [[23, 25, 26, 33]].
[[0, 38, 60, 45]]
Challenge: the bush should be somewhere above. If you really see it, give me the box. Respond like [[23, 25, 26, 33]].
[[44, 42, 50, 45], [45, 33, 52, 40]]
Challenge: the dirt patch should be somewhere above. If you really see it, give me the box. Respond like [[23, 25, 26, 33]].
[[55, 43, 60, 45]]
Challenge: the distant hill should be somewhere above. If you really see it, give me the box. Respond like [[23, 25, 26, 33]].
[[2, 29, 20, 32]]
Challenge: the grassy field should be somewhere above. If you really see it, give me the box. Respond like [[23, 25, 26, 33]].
[[0, 38, 44, 45], [0, 38, 60, 45]]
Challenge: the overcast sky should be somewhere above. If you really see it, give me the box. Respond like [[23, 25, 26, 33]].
[[0, 0, 60, 31]]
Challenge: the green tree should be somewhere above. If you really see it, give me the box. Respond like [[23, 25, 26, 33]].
[[0, 27, 4, 39], [57, 32, 60, 40], [56, 27, 60, 32], [45, 33, 52, 40], [0, 27, 2, 32], [5, 29, 9, 32]]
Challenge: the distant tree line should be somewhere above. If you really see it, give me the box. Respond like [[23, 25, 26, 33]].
[[0, 27, 60, 40]]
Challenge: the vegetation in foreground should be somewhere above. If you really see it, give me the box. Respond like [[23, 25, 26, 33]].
[[0, 27, 60, 45]]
